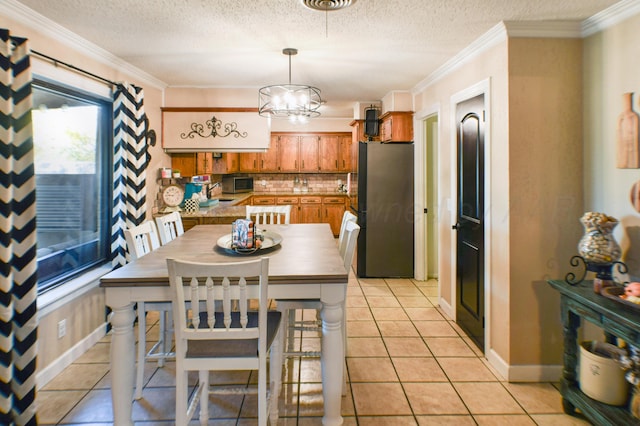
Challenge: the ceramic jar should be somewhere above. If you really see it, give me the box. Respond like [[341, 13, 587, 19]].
[[578, 212, 622, 264]]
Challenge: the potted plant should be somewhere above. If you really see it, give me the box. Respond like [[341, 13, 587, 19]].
[[172, 169, 181, 178]]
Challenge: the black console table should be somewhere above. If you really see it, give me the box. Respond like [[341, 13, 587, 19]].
[[548, 279, 640, 425]]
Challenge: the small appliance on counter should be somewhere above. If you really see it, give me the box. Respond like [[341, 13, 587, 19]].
[[184, 182, 203, 202], [222, 176, 254, 193]]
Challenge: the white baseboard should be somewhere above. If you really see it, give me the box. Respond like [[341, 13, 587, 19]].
[[486, 348, 562, 382], [438, 296, 453, 319], [36, 323, 108, 390]]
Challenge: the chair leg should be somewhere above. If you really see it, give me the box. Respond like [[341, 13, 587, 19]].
[[175, 367, 188, 426], [157, 311, 166, 368], [135, 302, 146, 400], [199, 370, 209, 426], [270, 331, 282, 425]]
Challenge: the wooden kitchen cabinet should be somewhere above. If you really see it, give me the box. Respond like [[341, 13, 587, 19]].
[[319, 135, 340, 172], [322, 196, 346, 236], [379, 111, 413, 142], [171, 153, 197, 177], [278, 134, 300, 172], [238, 135, 279, 172], [212, 153, 238, 174], [299, 135, 320, 172], [251, 196, 276, 205], [300, 196, 322, 224], [196, 152, 213, 174], [277, 196, 300, 223], [339, 134, 353, 172]]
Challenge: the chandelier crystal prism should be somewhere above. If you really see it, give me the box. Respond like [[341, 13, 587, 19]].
[[259, 48, 322, 123]]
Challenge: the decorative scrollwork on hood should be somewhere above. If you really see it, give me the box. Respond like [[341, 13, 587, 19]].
[[180, 115, 248, 139]]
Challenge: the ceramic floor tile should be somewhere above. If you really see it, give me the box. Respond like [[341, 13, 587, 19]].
[[346, 320, 380, 337], [396, 296, 433, 308], [438, 357, 499, 381], [403, 382, 469, 415], [453, 382, 524, 414], [41, 363, 110, 390], [393, 357, 448, 382], [357, 416, 418, 425], [295, 383, 325, 417], [36, 390, 89, 424], [413, 320, 459, 337], [358, 278, 388, 287], [420, 287, 439, 297], [416, 415, 476, 425], [385, 278, 415, 286], [351, 383, 413, 416], [383, 337, 432, 357], [390, 286, 425, 297], [346, 306, 374, 321], [346, 295, 368, 308], [528, 413, 592, 425], [346, 337, 389, 357], [347, 357, 398, 382], [473, 414, 537, 425], [73, 342, 111, 364], [365, 296, 401, 308], [405, 307, 446, 321], [60, 389, 114, 423], [370, 307, 410, 321], [424, 337, 476, 357], [299, 358, 322, 383], [362, 286, 395, 297], [377, 320, 420, 337], [503, 382, 564, 413]]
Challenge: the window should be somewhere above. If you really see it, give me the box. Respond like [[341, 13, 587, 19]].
[[32, 79, 112, 293]]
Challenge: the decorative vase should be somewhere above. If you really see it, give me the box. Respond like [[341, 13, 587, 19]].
[[578, 212, 622, 265]]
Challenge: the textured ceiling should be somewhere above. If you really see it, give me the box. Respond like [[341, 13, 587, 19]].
[[14, 0, 621, 114]]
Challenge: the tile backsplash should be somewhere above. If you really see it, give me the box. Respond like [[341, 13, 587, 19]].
[[248, 173, 349, 194]]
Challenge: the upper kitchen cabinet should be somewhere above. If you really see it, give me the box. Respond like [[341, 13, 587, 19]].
[[379, 111, 413, 142], [196, 152, 214, 174], [238, 135, 279, 172], [211, 153, 239, 174], [278, 134, 300, 172], [319, 134, 353, 172], [299, 135, 320, 172], [162, 108, 270, 153], [171, 152, 216, 176]]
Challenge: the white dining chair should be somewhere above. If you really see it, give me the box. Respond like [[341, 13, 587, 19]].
[[124, 220, 175, 400], [155, 211, 184, 245], [167, 257, 282, 426], [246, 205, 291, 225], [338, 210, 357, 258], [277, 220, 360, 391]]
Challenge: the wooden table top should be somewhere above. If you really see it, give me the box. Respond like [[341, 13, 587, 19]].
[[100, 223, 347, 287]]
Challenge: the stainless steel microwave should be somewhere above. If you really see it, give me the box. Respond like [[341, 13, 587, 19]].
[[222, 176, 253, 193]]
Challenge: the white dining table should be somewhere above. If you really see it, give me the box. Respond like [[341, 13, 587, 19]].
[[100, 223, 348, 425]]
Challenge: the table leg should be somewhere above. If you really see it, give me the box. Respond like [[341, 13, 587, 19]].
[[109, 303, 136, 426], [320, 299, 344, 426]]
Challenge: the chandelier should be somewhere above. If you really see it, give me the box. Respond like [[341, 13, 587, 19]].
[[258, 48, 322, 123]]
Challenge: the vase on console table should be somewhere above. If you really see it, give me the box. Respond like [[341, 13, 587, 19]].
[[577, 212, 622, 293]]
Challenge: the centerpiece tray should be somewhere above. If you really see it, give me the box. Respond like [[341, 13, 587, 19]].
[[216, 231, 282, 255]]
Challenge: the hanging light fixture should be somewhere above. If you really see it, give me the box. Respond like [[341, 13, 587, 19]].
[[258, 48, 322, 123]]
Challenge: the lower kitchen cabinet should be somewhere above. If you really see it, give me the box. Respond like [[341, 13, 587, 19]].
[[322, 196, 346, 236], [180, 216, 200, 231], [277, 196, 300, 224], [300, 196, 322, 224]]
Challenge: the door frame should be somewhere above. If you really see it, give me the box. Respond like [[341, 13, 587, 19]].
[[413, 103, 440, 282], [449, 78, 492, 352]]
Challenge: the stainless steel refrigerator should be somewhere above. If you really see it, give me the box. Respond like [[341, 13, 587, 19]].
[[350, 141, 414, 277]]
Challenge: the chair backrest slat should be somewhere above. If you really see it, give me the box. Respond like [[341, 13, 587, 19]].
[[155, 211, 185, 245], [124, 221, 160, 260], [342, 220, 360, 271], [338, 210, 357, 257], [246, 205, 291, 225]]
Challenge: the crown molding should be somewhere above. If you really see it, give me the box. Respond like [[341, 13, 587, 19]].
[[412, 22, 506, 94], [582, 0, 640, 37], [3, 0, 167, 90], [413, 0, 640, 95]]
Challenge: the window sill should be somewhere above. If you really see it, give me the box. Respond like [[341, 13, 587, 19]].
[[37, 264, 113, 318]]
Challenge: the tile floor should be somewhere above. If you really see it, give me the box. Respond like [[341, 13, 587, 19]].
[[36, 272, 592, 425]]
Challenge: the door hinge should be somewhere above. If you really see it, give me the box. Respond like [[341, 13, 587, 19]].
[[424, 208, 428, 214]]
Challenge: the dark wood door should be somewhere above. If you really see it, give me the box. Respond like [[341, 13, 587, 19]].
[[454, 94, 485, 352]]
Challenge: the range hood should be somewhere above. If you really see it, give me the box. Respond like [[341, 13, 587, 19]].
[[162, 108, 271, 153]]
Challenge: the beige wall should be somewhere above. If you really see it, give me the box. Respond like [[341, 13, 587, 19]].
[[583, 13, 640, 278], [413, 35, 585, 372]]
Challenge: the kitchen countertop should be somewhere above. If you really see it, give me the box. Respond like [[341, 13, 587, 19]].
[[162, 191, 348, 219]]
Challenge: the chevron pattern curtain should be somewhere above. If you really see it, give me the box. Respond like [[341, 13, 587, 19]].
[[111, 84, 150, 267], [0, 30, 38, 426]]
